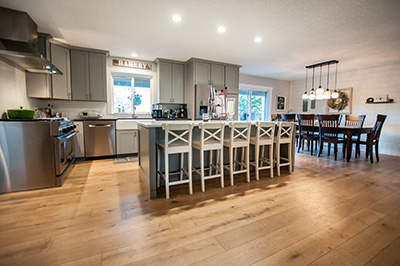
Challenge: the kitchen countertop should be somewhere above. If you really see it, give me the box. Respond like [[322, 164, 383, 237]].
[[136, 120, 257, 128], [73, 118, 118, 121]]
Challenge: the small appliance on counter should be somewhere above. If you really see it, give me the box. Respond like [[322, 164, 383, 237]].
[[195, 84, 226, 120], [78, 110, 103, 119]]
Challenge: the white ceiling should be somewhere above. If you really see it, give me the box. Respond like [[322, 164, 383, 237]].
[[1, 0, 400, 80]]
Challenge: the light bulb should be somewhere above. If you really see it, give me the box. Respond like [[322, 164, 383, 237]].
[[323, 89, 331, 99], [332, 90, 339, 99], [302, 92, 309, 100], [316, 85, 324, 96]]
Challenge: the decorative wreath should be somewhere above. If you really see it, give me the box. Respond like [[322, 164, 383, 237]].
[[327, 91, 349, 110]]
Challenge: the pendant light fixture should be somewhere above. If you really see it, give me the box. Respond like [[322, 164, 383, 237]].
[[331, 62, 339, 99], [303, 60, 339, 101], [302, 68, 309, 100], [316, 65, 324, 100], [309, 67, 316, 100], [323, 62, 332, 99]]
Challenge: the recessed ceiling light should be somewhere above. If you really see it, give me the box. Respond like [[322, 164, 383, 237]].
[[131, 53, 138, 57], [254, 37, 262, 43], [172, 14, 182, 22], [217, 26, 226, 33]]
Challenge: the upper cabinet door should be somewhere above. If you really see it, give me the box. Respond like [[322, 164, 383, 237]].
[[225, 65, 239, 94], [158, 61, 173, 103], [210, 63, 225, 86], [51, 44, 71, 100], [71, 50, 90, 100], [195, 61, 211, 85], [172, 63, 185, 103], [89, 52, 107, 101]]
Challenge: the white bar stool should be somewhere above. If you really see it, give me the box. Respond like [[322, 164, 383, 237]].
[[223, 121, 251, 185], [274, 122, 294, 176], [250, 121, 276, 180], [192, 122, 225, 192], [157, 123, 193, 199]]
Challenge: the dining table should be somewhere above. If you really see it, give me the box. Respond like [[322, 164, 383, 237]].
[[338, 126, 373, 162]]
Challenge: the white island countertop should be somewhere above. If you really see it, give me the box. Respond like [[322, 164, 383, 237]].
[[136, 120, 259, 128]]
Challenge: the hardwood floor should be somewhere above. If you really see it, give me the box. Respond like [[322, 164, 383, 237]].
[[1, 152, 400, 265]]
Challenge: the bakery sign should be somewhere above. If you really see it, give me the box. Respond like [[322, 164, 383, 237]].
[[112, 59, 152, 70]]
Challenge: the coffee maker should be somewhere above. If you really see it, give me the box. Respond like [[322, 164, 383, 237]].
[[151, 104, 158, 118]]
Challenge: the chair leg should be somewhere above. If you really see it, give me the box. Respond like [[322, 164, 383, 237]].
[[200, 149, 205, 192], [276, 143, 281, 177], [310, 138, 314, 156], [219, 148, 224, 188], [209, 150, 213, 176], [165, 153, 170, 199], [188, 151, 193, 195], [180, 153, 184, 181], [334, 143, 338, 161], [241, 147, 245, 171], [288, 143, 292, 173], [246, 146, 250, 182], [328, 143, 331, 156], [369, 144, 374, 163], [233, 147, 237, 171], [317, 140, 323, 157], [375, 143, 380, 162], [230, 147, 234, 186], [255, 144, 260, 181], [297, 136, 302, 152], [269, 144, 274, 178], [260, 145, 265, 167]]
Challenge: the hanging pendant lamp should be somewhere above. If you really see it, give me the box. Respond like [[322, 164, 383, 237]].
[[323, 63, 332, 99], [316, 65, 324, 99], [331, 62, 339, 99], [309, 67, 316, 100], [302, 68, 309, 100]]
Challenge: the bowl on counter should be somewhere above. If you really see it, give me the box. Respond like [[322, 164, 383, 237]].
[[7, 109, 35, 119]]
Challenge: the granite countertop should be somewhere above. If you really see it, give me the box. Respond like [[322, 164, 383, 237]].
[[73, 118, 118, 121], [136, 120, 257, 128]]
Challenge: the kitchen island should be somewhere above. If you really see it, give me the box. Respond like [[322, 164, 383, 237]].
[[137, 120, 295, 199]]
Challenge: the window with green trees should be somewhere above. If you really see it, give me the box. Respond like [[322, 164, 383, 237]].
[[238, 87, 270, 121]]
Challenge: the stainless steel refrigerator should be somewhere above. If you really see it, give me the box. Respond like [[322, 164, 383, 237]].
[[194, 84, 226, 120]]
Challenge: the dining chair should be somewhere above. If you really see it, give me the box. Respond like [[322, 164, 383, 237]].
[[344, 114, 366, 157], [297, 114, 318, 155], [357, 114, 387, 163], [274, 122, 294, 176], [192, 122, 225, 192], [249, 121, 275, 180], [223, 121, 251, 186], [280, 114, 298, 147], [276, 114, 282, 121], [317, 114, 346, 160], [157, 123, 193, 199]]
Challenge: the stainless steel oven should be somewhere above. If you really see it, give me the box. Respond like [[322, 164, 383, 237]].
[[54, 131, 77, 177]]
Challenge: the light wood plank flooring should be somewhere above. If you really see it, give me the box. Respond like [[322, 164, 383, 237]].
[[1, 153, 400, 265]]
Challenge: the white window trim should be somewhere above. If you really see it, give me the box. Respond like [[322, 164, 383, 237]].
[[239, 83, 273, 121], [107, 67, 156, 118]]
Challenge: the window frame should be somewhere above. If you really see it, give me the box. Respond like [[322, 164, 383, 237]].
[[238, 83, 273, 121]]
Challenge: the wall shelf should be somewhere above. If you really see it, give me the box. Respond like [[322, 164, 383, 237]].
[[365, 100, 394, 104]]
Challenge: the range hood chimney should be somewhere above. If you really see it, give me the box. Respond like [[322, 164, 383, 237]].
[[0, 6, 62, 74]]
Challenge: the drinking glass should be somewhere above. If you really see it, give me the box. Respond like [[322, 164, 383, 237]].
[[226, 98, 236, 121]]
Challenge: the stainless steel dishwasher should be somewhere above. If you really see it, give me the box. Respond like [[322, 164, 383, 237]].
[[84, 120, 116, 157]]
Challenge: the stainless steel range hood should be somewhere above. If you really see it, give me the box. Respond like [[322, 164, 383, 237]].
[[0, 6, 62, 74]]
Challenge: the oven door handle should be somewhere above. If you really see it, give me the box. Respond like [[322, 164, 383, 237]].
[[56, 131, 78, 140], [88, 124, 111, 128]]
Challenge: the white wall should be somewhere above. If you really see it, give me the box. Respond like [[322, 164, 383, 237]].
[[0, 60, 34, 115], [239, 73, 291, 114], [290, 63, 400, 156]]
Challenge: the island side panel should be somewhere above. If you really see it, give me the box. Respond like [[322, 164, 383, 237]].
[[138, 124, 157, 198]]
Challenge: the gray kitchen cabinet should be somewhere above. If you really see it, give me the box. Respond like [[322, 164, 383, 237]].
[[225, 65, 239, 94], [117, 130, 138, 155], [185, 58, 241, 120], [71, 50, 107, 101], [156, 58, 185, 103], [51, 44, 71, 99], [194, 61, 225, 86], [26, 42, 71, 99]]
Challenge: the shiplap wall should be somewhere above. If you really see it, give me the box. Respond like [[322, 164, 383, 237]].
[[290, 63, 400, 156]]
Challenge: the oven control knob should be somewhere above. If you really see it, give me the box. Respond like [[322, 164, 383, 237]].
[[62, 128, 69, 133]]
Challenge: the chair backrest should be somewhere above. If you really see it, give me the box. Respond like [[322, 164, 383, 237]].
[[162, 123, 193, 149], [345, 115, 366, 128], [228, 121, 251, 145], [198, 122, 224, 147], [281, 114, 296, 122], [370, 114, 387, 142], [297, 114, 316, 137], [317, 114, 340, 140], [276, 114, 282, 121], [255, 121, 275, 144], [275, 122, 294, 143]]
